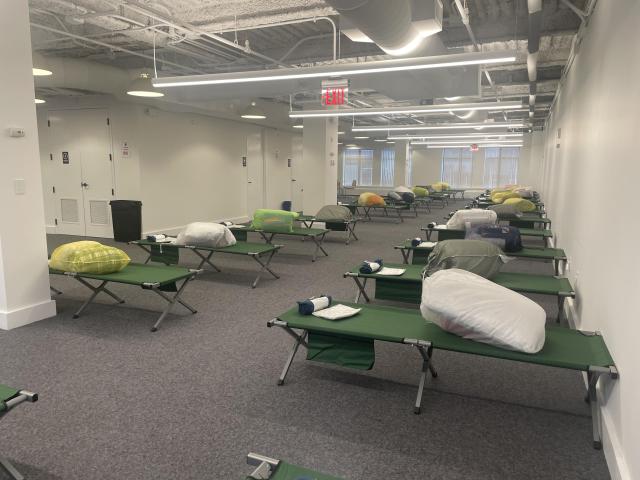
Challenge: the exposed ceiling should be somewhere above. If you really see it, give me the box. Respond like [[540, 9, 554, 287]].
[[30, 0, 590, 130]]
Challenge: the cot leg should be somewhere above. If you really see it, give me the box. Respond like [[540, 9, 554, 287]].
[[397, 209, 403, 223], [413, 345, 434, 414], [0, 458, 23, 480], [353, 277, 370, 303], [426, 229, 433, 242], [72, 280, 114, 318], [194, 250, 221, 272], [311, 234, 328, 262], [277, 330, 308, 385], [149, 278, 197, 332], [557, 296, 565, 323], [400, 248, 410, 264], [50, 286, 63, 295], [251, 250, 279, 288], [587, 371, 603, 450]]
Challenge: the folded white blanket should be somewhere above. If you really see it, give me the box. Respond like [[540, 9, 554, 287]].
[[312, 304, 361, 320]]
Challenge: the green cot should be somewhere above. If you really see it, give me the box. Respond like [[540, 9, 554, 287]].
[[422, 224, 554, 247], [229, 225, 330, 262], [296, 214, 359, 245], [339, 202, 410, 223], [49, 263, 200, 332], [268, 302, 617, 449], [394, 240, 568, 275], [131, 239, 281, 288], [344, 263, 575, 322], [245, 453, 342, 480], [1, 384, 38, 480]]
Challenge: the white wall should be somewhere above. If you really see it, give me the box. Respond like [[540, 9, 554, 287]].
[[538, 2, 639, 478], [0, 2, 56, 329], [411, 147, 442, 186], [39, 98, 301, 234]]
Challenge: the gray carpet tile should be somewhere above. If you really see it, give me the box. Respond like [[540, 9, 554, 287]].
[[0, 199, 610, 479]]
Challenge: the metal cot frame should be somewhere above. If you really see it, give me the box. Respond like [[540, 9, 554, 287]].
[[298, 217, 359, 245], [0, 389, 38, 480]]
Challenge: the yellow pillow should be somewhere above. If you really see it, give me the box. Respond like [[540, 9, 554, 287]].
[[492, 191, 521, 203], [358, 192, 386, 206], [412, 186, 428, 197], [49, 241, 130, 274], [503, 198, 536, 212]]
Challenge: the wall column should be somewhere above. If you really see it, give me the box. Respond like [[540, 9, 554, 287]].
[[0, 1, 56, 329], [394, 141, 409, 186], [301, 117, 338, 214]]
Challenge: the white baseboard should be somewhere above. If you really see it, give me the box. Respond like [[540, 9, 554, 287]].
[[562, 298, 629, 480], [0, 298, 57, 330], [45, 224, 57, 234], [143, 216, 251, 237]]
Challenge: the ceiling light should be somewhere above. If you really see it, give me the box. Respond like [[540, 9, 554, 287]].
[[423, 144, 522, 149], [386, 141, 396, 144], [374, 139, 387, 142], [32, 68, 52, 76], [292, 123, 303, 129], [34, 98, 46, 104], [449, 110, 476, 120], [444, 96, 461, 101], [387, 132, 524, 140], [353, 136, 369, 139], [153, 51, 518, 88], [289, 101, 522, 119], [338, 131, 345, 135], [415, 139, 523, 145], [388, 133, 524, 140], [127, 73, 164, 97], [352, 122, 524, 132], [241, 101, 266, 119], [338, 142, 343, 145]]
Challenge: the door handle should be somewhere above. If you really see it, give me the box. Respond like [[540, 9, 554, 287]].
[[248, 181, 253, 184], [81, 182, 89, 188], [291, 179, 296, 182]]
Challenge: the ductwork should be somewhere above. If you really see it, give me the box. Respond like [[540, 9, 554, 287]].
[[527, 0, 543, 119], [325, 0, 443, 56]]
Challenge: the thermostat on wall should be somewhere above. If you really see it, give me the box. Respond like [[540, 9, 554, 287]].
[[7, 127, 26, 137]]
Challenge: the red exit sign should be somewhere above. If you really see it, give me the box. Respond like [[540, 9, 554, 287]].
[[321, 79, 349, 107]]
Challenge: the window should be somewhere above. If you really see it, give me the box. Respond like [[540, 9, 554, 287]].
[[342, 149, 374, 186], [441, 148, 472, 187], [380, 148, 395, 186], [483, 147, 519, 187]]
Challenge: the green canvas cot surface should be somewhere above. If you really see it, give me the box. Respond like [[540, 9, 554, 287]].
[[307, 331, 375, 370], [0, 384, 19, 412], [277, 302, 614, 371], [347, 263, 574, 304], [49, 263, 193, 286], [425, 227, 552, 240], [246, 460, 343, 480]]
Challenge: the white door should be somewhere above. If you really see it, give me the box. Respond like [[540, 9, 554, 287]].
[[245, 131, 264, 216], [291, 136, 304, 212], [46, 109, 114, 238]]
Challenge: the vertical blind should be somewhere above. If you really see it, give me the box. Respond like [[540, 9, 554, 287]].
[[380, 148, 395, 186], [483, 147, 519, 187], [342, 149, 374, 186], [441, 148, 472, 187]]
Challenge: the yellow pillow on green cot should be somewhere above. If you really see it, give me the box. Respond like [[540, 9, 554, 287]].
[[412, 186, 428, 197], [49, 241, 130, 274], [492, 191, 521, 203], [503, 197, 536, 212]]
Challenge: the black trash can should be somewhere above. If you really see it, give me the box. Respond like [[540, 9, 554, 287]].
[[110, 200, 142, 242]]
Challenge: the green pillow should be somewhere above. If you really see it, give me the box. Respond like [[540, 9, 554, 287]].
[[251, 209, 299, 232], [49, 241, 130, 274], [412, 186, 428, 197]]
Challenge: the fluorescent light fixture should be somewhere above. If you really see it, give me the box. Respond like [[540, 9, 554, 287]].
[[153, 51, 518, 88], [353, 136, 369, 139], [414, 139, 524, 145], [338, 131, 345, 135], [34, 98, 46, 104], [33, 68, 52, 76], [289, 101, 522, 119], [374, 139, 387, 142], [292, 124, 303, 129], [388, 133, 524, 140], [127, 73, 164, 97], [423, 144, 522, 149], [337, 142, 343, 145], [241, 101, 266, 119], [386, 141, 396, 144], [352, 122, 524, 132], [444, 96, 461, 101]]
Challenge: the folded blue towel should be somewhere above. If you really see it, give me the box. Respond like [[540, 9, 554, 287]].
[[298, 295, 332, 315], [411, 237, 422, 247], [359, 258, 383, 274]]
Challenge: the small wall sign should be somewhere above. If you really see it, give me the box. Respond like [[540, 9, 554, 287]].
[[62, 151, 70, 164]]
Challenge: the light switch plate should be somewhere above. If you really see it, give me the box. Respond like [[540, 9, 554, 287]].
[[14, 179, 26, 195]]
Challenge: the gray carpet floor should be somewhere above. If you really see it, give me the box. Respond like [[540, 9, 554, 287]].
[[0, 198, 610, 479]]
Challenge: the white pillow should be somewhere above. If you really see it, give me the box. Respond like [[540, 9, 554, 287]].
[[394, 186, 413, 194], [446, 209, 497, 230], [420, 269, 546, 353], [176, 222, 237, 248]]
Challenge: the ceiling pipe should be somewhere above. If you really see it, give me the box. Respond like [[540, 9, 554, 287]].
[[560, 0, 587, 22], [527, 0, 542, 120], [121, 0, 289, 68], [324, 0, 434, 56]]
